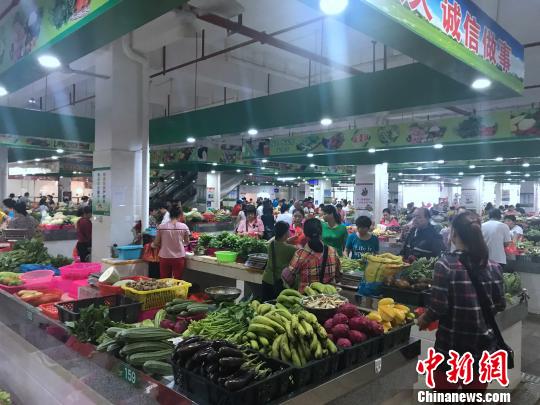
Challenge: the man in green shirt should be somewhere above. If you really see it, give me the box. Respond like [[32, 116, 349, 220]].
[[321, 205, 348, 256], [262, 221, 297, 300]]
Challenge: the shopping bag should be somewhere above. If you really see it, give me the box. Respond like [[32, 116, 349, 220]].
[[142, 243, 160, 262]]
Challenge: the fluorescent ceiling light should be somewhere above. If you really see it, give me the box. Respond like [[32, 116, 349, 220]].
[[392, 177, 396, 181], [274, 172, 278, 175], [261, 166, 266, 170], [458, 172, 464, 176], [522, 162, 530, 167], [262, 159, 268, 163], [521, 179, 526, 183], [211, 170, 216, 174], [309, 163, 315, 168], [56, 149, 64, 154], [417, 167, 423, 171], [368, 148, 376, 153], [51, 156, 58, 160], [159, 163, 164, 167], [507, 178, 512, 181], [469, 165, 476, 169], [34, 158, 41, 162], [320, 118, 333, 126], [525, 173, 531, 177], [505, 170, 512, 174], [319, 0, 349, 15], [307, 153, 314, 158], [212, 162, 217, 166], [398, 172, 403, 176], [248, 128, 258, 136], [17, 160, 23, 164], [38, 55, 61, 69], [495, 157, 503, 162], [471, 78, 491, 90], [186, 137, 196, 143], [0, 86, 8, 97], [249, 173, 253, 176], [437, 160, 444, 164], [236, 169, 241, 173], [433, 143, 443, 149]]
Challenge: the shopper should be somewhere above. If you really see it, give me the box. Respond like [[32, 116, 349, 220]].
[[231, 199, 243, 217], [80, 196, 90, 207], [235, 205, 264, 238], [262, 221, 297, 300], [505, 205, 518, 216], [400, 207, 444, 259], [286, 218, 341, 293], [321, 204, 349, 256], [380, 208, 399, 227], [256, 199, 264, 217], [159, 202, 171, 225], [8, 202, 38, 239], [482, 202, 493, 216], [36, 197, 49, 222], [152, 206, 190, 279], [481, 209, 511, 266], [76, 206, 93, 262], [288, 209, 307, 247], [503, 215, 523, 242], [417, 211, 506, 392], [515, 203, 526, 215], [3, 198, 15, 220], [19, 192, 30, 208], [345, 216, 379, 259], [261, 200, 276, 240], [276, 203, 293, 225], [336, 203, 345, 223]]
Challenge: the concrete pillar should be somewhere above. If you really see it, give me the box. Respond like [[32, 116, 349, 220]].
[[354, 164, 388, 223], [520, 181, 538, 214], [494, 183, 502, 207], [92, 38, 149, 261], [58, 177, 71, 202], [313, 179, 331, 206], [0, 147, 7, 200], [206, 172, 221, 209], [460, 176, 483, 213]]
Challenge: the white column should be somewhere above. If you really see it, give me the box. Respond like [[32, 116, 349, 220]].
[[0, 147, 7, 200], [313, 179, 331, 206], [206, 172, 221, 209], [494, 183, 502, 207], [354, 164, 388, 223], [92, 38, 148, 261], [460, 176, 483, 213], [520, 181, 538, 214], [58, 177, 71, 201]]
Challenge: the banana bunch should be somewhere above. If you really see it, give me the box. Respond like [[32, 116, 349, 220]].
[[275, 289, 304, 312], [246, 296, 337, 367], [364, 253, 404, 266], [303, 282, 337, 296], [367, 298, 415, 333]]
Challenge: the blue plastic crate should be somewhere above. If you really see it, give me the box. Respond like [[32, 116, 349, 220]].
[[117, 245, 143, 260]]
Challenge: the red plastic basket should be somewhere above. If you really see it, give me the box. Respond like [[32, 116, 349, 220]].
[[39, 302, 60, 320], [60, 262, 101, 280], [0, 282, 26, 294]]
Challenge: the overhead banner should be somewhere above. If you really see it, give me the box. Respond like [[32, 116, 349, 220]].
[[0, 0, 113, 75], [364, 0, 524, 93], [0, 133, 93, 152], [246, 108, 540, 158]]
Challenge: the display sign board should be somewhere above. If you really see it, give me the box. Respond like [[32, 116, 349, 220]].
[[92, 168, 111, 216], [364, 0, 524, 93], [354, 182, 375, 211], [0, 133, 93, 152], [251, 107, 540, 158]]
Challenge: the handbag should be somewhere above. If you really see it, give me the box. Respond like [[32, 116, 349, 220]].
[[143, 243, 160, 263], [461, 255, 514, 369]]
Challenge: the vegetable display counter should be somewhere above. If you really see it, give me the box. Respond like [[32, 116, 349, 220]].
[[0, 289, 421, 405], [505, 258, 540, 314]]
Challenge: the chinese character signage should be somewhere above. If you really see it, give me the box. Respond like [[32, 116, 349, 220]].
[[365, 0, 524, 93], [92, 168, 111, 216], [0, 133, 93, 153]]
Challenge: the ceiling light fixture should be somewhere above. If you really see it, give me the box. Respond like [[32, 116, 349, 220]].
[[274, 172, 278, 175], [495, 157, 503, 162], [236, 169, 241, 173], [307, 153, 314, 158], [159, 163, 164, 167], [211, 170, 216, 174], [212, 162, 217, 166], [0, 86, 8, 97], [249, 173, 253, 176], [505, 170, 512, 174], [433, 143, 443, 149], [398, 172, 403, 176], [38, 55, 61, 69], [507, 178, 512, 181], [320, 117, 333, 126], [437, 160, 444, 164], [471, 78, 491, 90], [309, 163, 315, 168], [525, 173, 531, 177], [28, 97, 36, 104], [17, 160, 23, 164], [34, 158, 41, 162], [56, 149, 64, 154], [521, 179, 526, 183], [262, 159, 268, 163], [248, 128, 258, 136], [522, 162, 530, 167], [469, 165, 476, 169], [458, 172, 464, 176], [186, 137, 196, 143], [261, 166, 266, 170], [319, 0, 349, 15], [51, 156, 58, 160], [368, 148, 376, 153], [417, 167, 423, 171]]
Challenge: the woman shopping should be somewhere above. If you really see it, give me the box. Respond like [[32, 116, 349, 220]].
[[235, 205, 264, 238], [416, 211, 507, 392], [380, 208, 399, 227], [262, 221, 297, 301], [152, 206, 190, 279], [345, 216, 379, 259], [286, 218, 341, 293], [8, 202, 38, 239], [321, 205, 348, 256], [287, 209, 307, 247]]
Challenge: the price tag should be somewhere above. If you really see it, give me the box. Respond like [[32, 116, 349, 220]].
[[374, 357, 382, 374], [26, 309, 33, 321], [119, 364, 138, 386]]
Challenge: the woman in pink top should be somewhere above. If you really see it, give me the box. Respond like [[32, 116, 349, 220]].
[[235, 205, 264, 238], [380, 208, 400, 227], [152, 206, 190, 279]]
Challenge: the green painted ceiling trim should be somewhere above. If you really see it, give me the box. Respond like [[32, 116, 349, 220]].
[[0, 106, 94, 143], [149, 63, 501, 145], [0, 0, 189, 92], [299, 0, 522, 95]]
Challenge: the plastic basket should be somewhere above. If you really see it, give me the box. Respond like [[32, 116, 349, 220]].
[[18, 288, 63, 306], [0, 283, 26, 294], [97, 276, 150, 296], [289, 353, 341, 390], [338, 336, 382, 371], [20, 270, 55, 288], [174, 355, 292, 405], [117, 245, 144, 260], [380, 322, 413, 354], [122, 278, 191, 310], [380, 285, 430, 307], [60, 262, 101, 280], [39, 302, 60, 320], [215, 250, 238, 263], [55, 295, 142, 323]]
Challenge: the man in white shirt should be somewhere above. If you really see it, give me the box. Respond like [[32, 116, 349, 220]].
[[256, 203, 264, 217], [160, 203, 171, 225], [482, 209, 511, 266], [276, 204, 293, 225], [504, 214, 523, 241]]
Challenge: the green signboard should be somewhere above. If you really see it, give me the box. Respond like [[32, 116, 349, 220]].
[[0, 133, 92, 152], [0, 0, 114, 75], [243, 108, 540, 158], [364, 0, 524, 93]]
